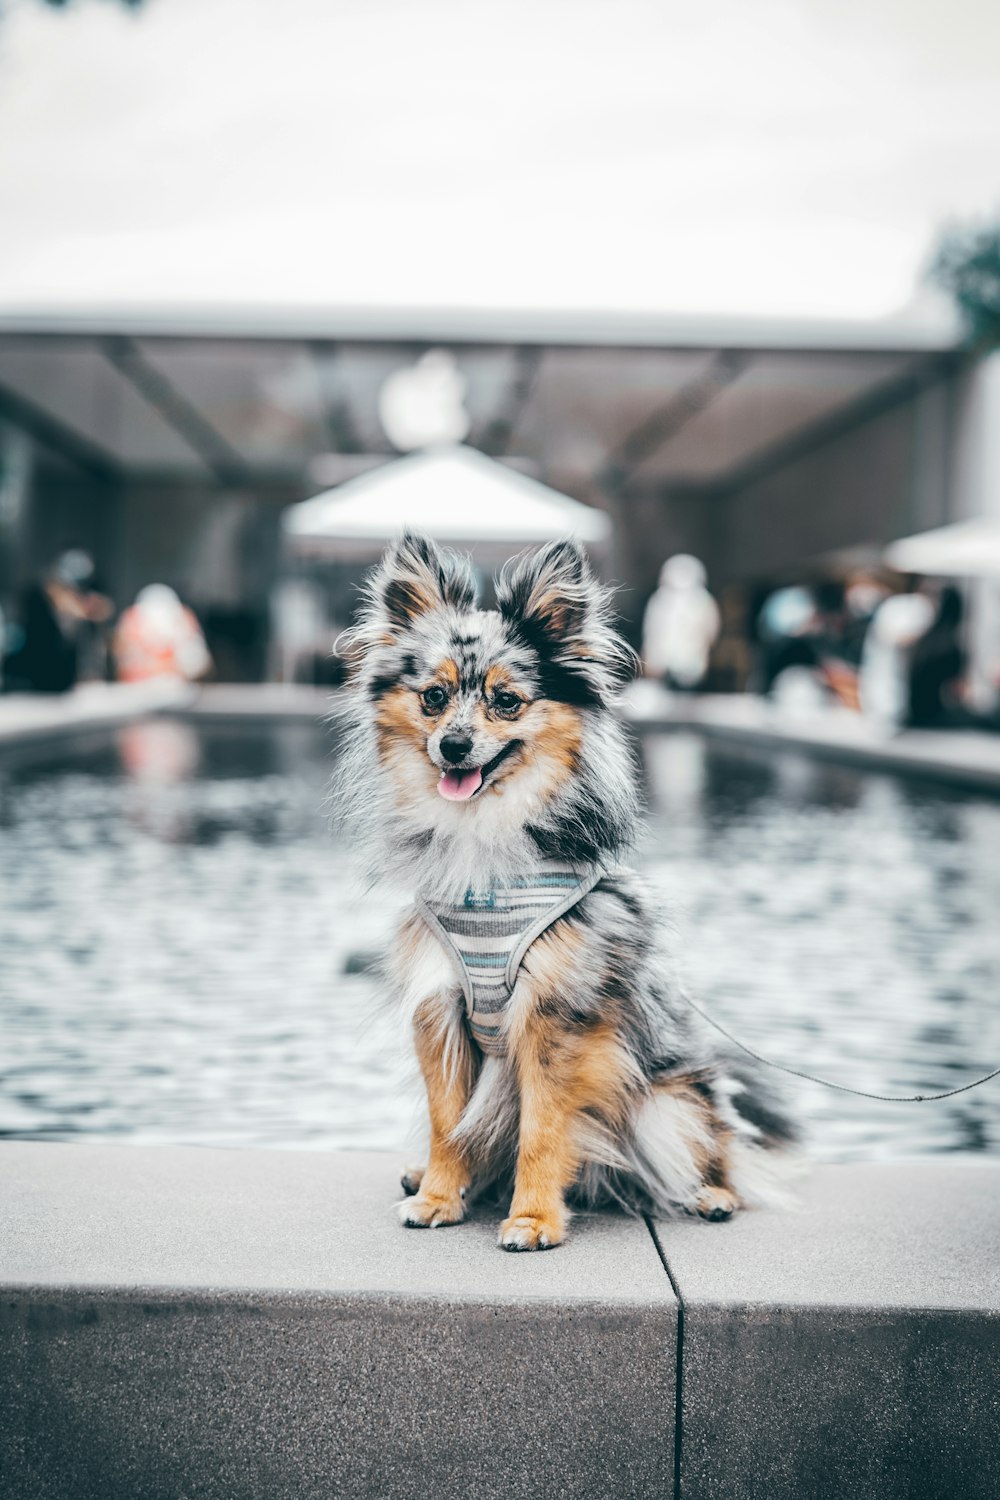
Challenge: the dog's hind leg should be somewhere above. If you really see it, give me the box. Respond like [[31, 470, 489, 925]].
[[637, 1073, 741, 1220], [686, 1084, 739, 1221], [693, 1158, 739, 1221], [398, 996, 479, 1229]]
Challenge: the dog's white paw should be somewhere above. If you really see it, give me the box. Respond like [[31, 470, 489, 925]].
[[498, 1214, 565, 1251], [397, 1191, 466, 1229]]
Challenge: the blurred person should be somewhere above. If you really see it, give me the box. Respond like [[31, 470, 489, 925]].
[[113, 584, 212, 684], [859, 588, 935, 730], [832, 574, 891, 706], [2, 549, 113, 694], [907, 586, 967, 728], [812, 580, 848, 647], [758, 580, 878, 710], [755, 585, 819, 695], [844, 576, 890, 660], [642, 554, 720, 689], [810, 579, 861, 709]]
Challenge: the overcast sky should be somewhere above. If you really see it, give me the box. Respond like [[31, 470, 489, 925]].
[[0, 0, 998, 322]]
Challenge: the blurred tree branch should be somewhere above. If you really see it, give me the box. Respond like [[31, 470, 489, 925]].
[[930, 218, 1000, 354]]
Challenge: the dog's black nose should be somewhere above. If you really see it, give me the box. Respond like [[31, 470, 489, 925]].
[[440, 733, 473, 765]]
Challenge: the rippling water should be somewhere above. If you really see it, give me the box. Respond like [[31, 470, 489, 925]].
[[1, 717, 998, 1161]]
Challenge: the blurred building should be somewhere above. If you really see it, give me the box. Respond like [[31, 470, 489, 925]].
[[0, 306, 995, 682]]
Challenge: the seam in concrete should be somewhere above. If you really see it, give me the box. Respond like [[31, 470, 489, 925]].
[[645, 1216, 684, 1500]]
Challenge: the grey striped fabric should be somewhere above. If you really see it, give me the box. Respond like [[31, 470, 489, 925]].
[[416, 860, 604, 1056]]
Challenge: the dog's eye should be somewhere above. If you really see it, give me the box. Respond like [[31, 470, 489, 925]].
[[493, 690, 522, 714], [420, 685, 449, 713]]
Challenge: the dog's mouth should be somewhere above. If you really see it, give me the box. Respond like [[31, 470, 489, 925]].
[[436, 741, 520, 802]]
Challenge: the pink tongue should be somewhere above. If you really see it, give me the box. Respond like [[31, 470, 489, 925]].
[[438, 767, 483, 802]]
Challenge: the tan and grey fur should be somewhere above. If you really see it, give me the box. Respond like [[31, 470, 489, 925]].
[[337, 532, 795, 1250]]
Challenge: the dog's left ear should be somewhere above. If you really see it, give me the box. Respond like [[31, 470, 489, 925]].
[[496, 539, 635, 703]]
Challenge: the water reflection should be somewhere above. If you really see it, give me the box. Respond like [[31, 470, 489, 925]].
[[0, 721, 998, 1162], [640, 731, 1000, 1161]]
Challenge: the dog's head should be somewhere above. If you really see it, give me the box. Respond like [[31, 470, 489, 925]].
[[344, 532, 635, 847]]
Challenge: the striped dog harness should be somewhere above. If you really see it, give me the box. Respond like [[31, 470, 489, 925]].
[[416, 860, 604, 1056]]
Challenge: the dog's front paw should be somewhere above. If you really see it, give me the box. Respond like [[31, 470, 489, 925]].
[[498, 1213, 565, 1251], [397, 1190, 466, 1229]]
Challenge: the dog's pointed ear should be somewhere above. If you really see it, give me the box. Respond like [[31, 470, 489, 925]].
[[495, 539, 588, 642], [495, 539, 635, 703], [370, 531, 476, 634], [340, 532, 476, 672]]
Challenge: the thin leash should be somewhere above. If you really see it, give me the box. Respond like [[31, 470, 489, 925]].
[[683, 993, 1000, 1103]]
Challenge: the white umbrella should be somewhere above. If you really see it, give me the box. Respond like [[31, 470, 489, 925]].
[[282, 444, 611, 562], [884, 518, 1000, 577]]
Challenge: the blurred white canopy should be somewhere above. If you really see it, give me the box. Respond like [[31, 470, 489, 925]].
[[884, 519, 1000, 577], [283, 444, 611, 561]]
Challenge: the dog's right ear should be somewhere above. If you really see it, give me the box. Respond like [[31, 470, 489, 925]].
[[496, 538, 635, 704], [343, 531, 476, 662]]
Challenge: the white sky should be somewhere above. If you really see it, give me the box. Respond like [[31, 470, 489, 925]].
[[0, 0, 998, 321]]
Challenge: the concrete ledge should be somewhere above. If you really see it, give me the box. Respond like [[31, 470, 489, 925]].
[[0, 681, 197, 747], [623, 682, 1000, 792], [655, 1161, 1000, 1500], [181, 683, 335, 721], [3, 1146, 999, 1499], [0, 682, 334, 748], [0, 1144, 676, 1500]]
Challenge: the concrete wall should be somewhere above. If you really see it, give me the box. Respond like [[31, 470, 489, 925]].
[[711, 398, 935, 585], [658, 1160, 1000, 1500]]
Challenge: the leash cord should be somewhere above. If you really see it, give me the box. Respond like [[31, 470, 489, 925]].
[[683, 993, 1000, 1102]]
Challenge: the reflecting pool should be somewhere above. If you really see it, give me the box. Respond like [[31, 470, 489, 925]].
[[1, 718, 998, 1161]]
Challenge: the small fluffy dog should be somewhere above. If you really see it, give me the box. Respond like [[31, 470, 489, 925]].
[[338, 531, 794, 1250]]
